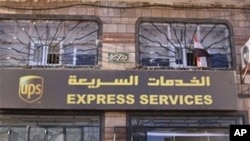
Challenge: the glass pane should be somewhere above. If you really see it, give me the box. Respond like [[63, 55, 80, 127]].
[[62, 45, 74, 65], [47, 54, 60, 64], [47, 128, 64, 141], [66, 128, 82, 141], [0, 127, 9, 141], [48, 43, 60, 54], [10, 127, 27, 141], [75, 46, 96, 66], [138, 21, 232, 69], [210, 136, 229, 141], [29, 127, 46, 141], [47, 43, 60, 65], [83, 127, 99, 141], [33, 45, 44, 64], [0, 115, 101, 141], [147, 128, 229, 141], [174, 136, 229, 141], [0, 19, 99, 68]]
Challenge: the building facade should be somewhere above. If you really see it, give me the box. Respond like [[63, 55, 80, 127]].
[[0, 0, 250, 141]]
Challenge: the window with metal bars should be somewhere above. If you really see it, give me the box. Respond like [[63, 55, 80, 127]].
[[136, 18, 235, 70], [0, 15, 101, 68], [0, 114, 101, 141]]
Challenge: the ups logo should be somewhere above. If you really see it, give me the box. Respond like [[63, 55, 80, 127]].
[[19, 75, 43, 103]]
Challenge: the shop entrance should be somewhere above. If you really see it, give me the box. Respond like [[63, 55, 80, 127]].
[[129, 127, 229, 141], [125, 113, 246, 141]]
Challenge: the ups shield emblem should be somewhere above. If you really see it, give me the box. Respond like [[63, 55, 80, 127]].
[[19, 75, 43, 103]]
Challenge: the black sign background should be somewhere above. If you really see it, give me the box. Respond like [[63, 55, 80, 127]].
[[0, 69, 238, 110], [230, 125, 250, 141]]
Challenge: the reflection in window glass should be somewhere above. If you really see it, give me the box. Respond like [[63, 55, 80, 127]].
[[66, 128, 82, 141], [0, 127, 9, 141], [147, 128, 229, 141], [129, 115, 243, 141], [0, 18, 100, 68], [83, 127, 99, 141], [10, 127, 27, 141], [138, 20, 233, 69], [0, 115, 101, 141], [29, 127, 46, 141], [47, 128, 64, 141]]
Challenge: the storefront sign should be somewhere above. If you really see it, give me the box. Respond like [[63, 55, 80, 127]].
[[0, 69, 238, 110]]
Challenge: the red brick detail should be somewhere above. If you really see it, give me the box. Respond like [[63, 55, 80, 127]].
[[235, 36, 249, 46], [103, 33, 135, 43]]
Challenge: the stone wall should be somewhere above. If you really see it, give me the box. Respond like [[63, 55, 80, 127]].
[[1, 0, 250, 140], [1, 0, 248, 69], [1, 0, 250, 6]]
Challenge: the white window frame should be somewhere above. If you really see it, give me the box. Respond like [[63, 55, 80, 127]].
[[62, 43, 97, 67], [29, 39, 63, 66]]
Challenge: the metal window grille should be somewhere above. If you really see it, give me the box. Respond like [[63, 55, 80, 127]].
[[137, 19, 234, 70], [0, 17, 100, 68]]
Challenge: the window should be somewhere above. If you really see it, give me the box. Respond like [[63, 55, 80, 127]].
[[30, 40, 63, 66], [0, 15, 101, 68], [62, 44, 97, 66], [0, 114, 101, 141], [137, 18, 234, 70], [128, 114, 244, 141]]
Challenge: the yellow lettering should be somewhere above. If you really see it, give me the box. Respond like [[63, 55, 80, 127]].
[[87, 94, 96, 104], [140, 95, 148, 105], [149, 95, 158, 105], [76, 94, 86, 104], [194, 95, 203, 105], [28, 84, 36, 98], [179, 95, 183, 105], [159, 95, 168, 104], [126, 94, 135, 104], [20, 84, 29, 95], [66, 94, 212, 106], [107, 94, 116, 104], [96, 94, 106, 104], [168, 95, 178, 105], [35, 84, 42, 95], [139, 94, 214, 105], [67, 94, 76, 104], [184, 95, 194, 105], [116, 94, 125, 104], [204, 95, 213, 105]]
